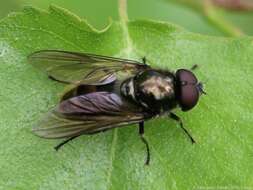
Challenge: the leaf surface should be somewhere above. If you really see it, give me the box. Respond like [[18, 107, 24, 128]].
[[0, 5, 253, 190]]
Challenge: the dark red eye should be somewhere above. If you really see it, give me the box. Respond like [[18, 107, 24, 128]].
[[176, 69, 199, 111]]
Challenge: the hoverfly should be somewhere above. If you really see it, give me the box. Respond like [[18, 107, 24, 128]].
[[28, 50, 205, 165]]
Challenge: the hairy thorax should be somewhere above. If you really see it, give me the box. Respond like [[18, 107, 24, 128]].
[[140, 75, 174, 100], [121, 70, 177, 113]]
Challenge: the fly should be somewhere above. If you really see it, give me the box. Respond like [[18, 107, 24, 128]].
[[28, 50, 205, 165]]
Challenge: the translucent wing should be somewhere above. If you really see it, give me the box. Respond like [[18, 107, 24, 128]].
[[33, 92, 149, 138], [28, 50, 149, 85]]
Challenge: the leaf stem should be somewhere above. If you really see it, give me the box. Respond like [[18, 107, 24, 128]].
[[203, 0, 243, 37], [118, 0, 133, 57], [168, 0, 244, 37], [118, 0, 129, 22]]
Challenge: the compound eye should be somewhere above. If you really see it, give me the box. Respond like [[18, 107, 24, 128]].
[[176, 69, 197, 84], [176, 69, 199, 111], [180, 85, 199, 111]]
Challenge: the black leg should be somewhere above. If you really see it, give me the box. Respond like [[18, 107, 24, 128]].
[[139, 121, 150, 165], [169, 113, 196, 144], [190, 64, 198, 71], [142, 57, 147, 65], [54, 136, 79, 151]]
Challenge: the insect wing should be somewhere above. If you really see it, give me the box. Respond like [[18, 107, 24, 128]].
[[33, 92, 146, 138], [28, 50, 149, 85]]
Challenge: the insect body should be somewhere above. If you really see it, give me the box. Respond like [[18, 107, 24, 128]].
[[28, 50, 205, 165]]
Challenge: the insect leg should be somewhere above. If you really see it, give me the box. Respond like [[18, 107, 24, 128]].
[[169, 113, 196, 144], [54, 136, 79, 151], [142, 57, 147, 65], [190, 64, 198, 71], [139, 121, 150, 165]]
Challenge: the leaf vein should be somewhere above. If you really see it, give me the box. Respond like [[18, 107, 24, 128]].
[[106, 129, 118, 190]]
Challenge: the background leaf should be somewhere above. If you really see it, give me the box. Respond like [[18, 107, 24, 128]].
[[2, 0, 253, 36], [0, 4, 253, 190]]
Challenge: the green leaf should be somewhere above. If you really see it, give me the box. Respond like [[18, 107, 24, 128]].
[[0, 5, 253, 190]]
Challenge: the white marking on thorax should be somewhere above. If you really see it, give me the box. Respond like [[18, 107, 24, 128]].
[[140, 76, 174, 100], [128, 79, 136, 100]]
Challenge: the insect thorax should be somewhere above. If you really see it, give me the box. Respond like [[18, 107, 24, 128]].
[[121, 70, 177, 113]]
